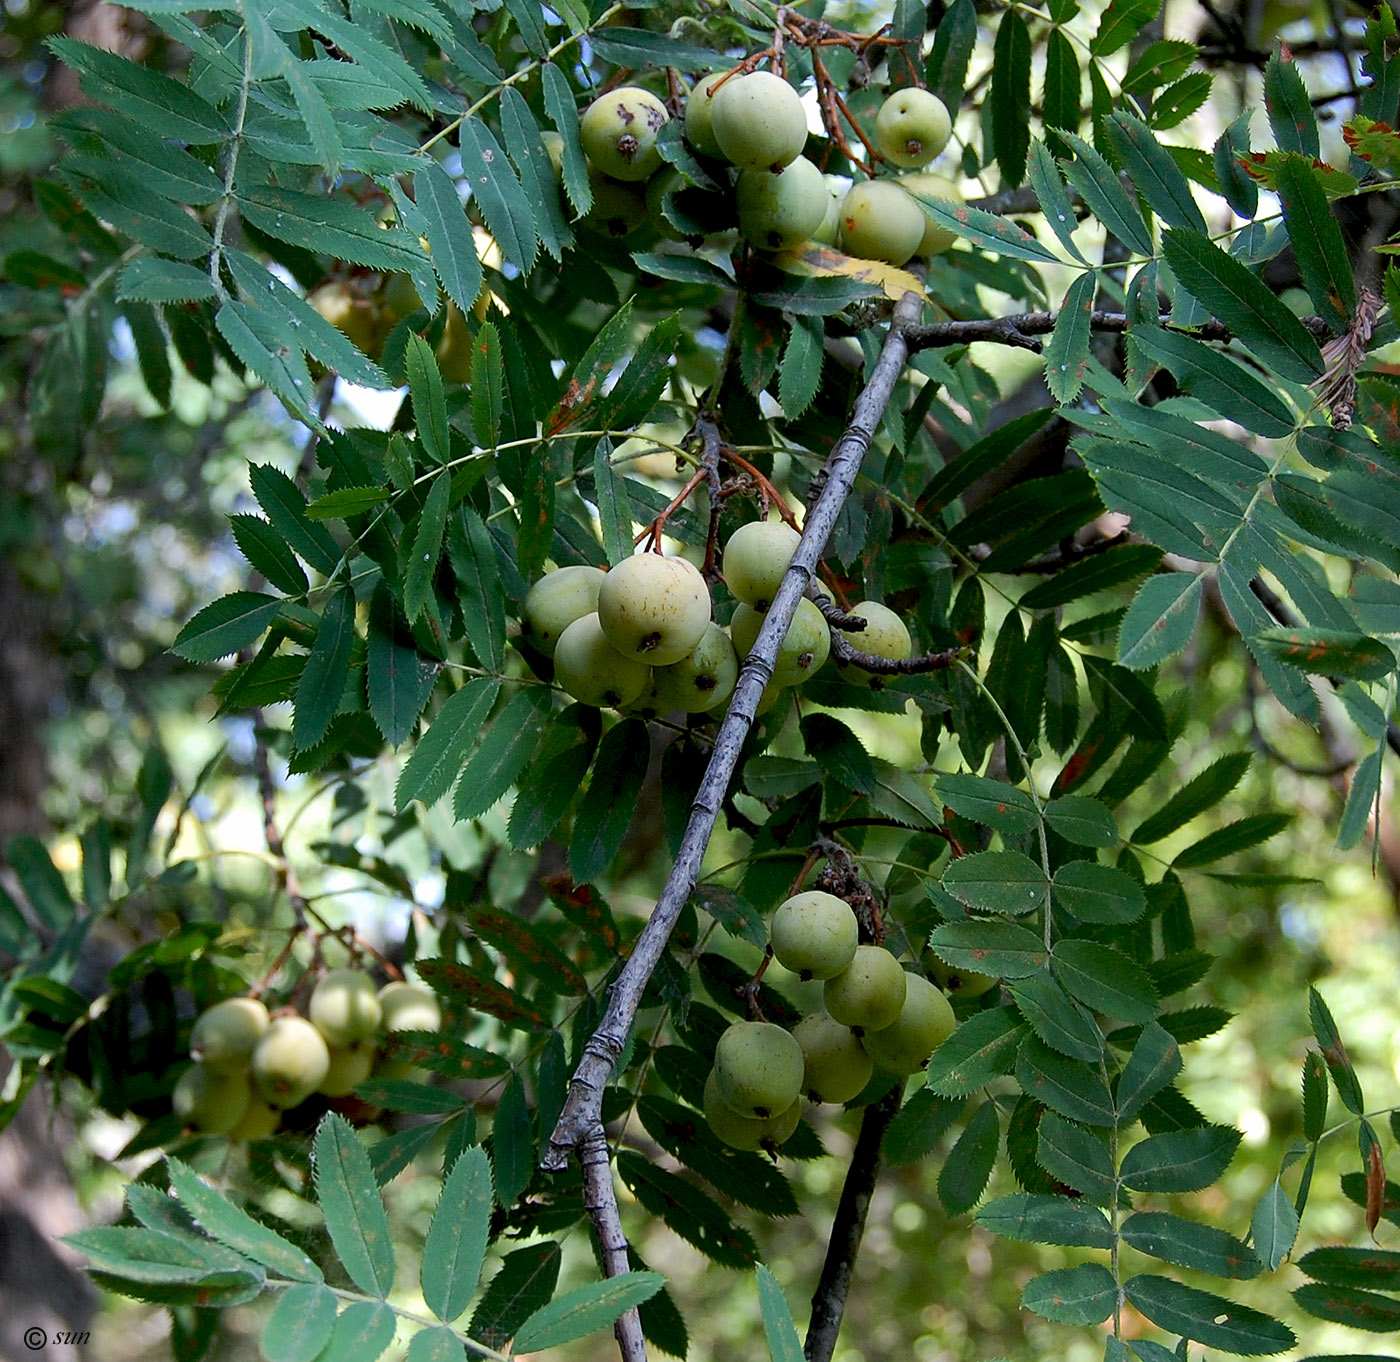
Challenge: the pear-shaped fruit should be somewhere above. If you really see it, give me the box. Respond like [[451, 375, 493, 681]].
[[553, 612, 651, 708], [793, 1012, 874, 1104], [723, 520, 802, 611], [584, 166, 650, 237], [173, 1064, 252, 1135], [925, 954, 999, 998], [523, 565, 607, 657], [899, 172, 963, 256], [770, 890, 859, 980], [838, 180, 926, 266], [252, 1016, 331, 1109], [378, 981, 443, 1033], [735, 156, 828, 251], [844, 600, 911, 686], [874, 88, 952, 168], [824, 946, 908, 1034], [597, 554, 712, 665], [190, 996, 269, 1074], [860, 974, 956, 1075], [729, 598, 830, 686], [318, 1041, 378, 1098], [228, 1092, 282, 1142], [684, 73, 727, 157], [651, 621, 739, 713], [309, 969, 382, 1046], [579, 86, 668, 182], [712, 1020, 805, 1119], [711, 71, 808, 171], [703, 1071, 802, 1151]]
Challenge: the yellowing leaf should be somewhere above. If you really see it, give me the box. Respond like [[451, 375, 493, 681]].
[[772, 242, 929, 303], [1343, 116, 1400, 175]]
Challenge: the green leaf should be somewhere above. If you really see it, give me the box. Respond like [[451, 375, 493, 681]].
[[569, 719, 650, 884], [403, 1328, 465, 1362], [757, 1264, 804, 1362], [405, 336, 449, 467], [927, 0, 976, 109], [991, 11, 1032, 187], [166, 1159, 320, 1282], [173, 592, 284, 662], [367, 588, 437, 748], [905, 193, 1063, 265], [1171, 813, 1291, 869], [63, 1225, 257, 1287], [1265, 54, 1320, 159], [471, 322, 503, 452], [501, 87, 570, 262], [1052, 860, 1147, 925], [491, 1069, 533, 1207], [934, 773, 1039, 833], [314, 1114, 395, 1298], [1060, 132, 1153, 255], [1275, 154, 1355, 330], [457, 116, 535, 274], [1293, 1284, 1400, 1333], [1038, 1112, 1117, 1203], [884, 1090, 966, 1164], [448, 507, 507, 675], [778, 315, 824, 419], [1131, 751, 1251, 843], [938, 1099, 1001, 1214], [1252, 1178, 1300, 1271], [239, 186, 421, 273], [1023, 1263, 1119, 1325], [1081, 654, 1169, 740], [1027, 139, 1086, 262], [215, 302, 318, 425], [249, 464, 341, 575], [395, 678, 501, 812], [512, 1272, 666, 1353], [1021, 544, 1162, 611], [306, 487, 391, 520], [403, 471, 452, 625], [868, 761, 943, 828], [117, 256, 217, 303], [1128, 326, 1296, 438], [1045, 271, 1096, 404], [941, 850, 1048, 916], [928, 920, 1048, 980], [453, 688, 551, 821], [925, 1006, 1027, 1097], [1252, 628, 1394, 682], [1091, 0, 1163, 56], [263, 1284, 338, 1362], [1106, 113, 1206, 232], [293, 585, 356, 751], [1116, 572, 1202, 671], [230, 515, 309, 597], [1302, 1049, 1329, 1141], [592, 442, 633, 568], [1214, 110, 1259, 217], [415, 159, 484, 319], [1043, 796, 1118, 847], [1043, 29, 1082, 138], [1161, 228, 1323, 382], [1309, 986, 1365, 1115], [324, 1301, 396, 1362], [422, 1146, 492, 1324], [1299, 1247, 1400, 1289], [1120, 1125, 1241, 1192], [691, 884, 768, 951], [541, 63, 591, 217], [1016, 1038, 1116, 1126], [1010, 971, 1104, 1061], [467, 1243, 562, 1352], [49, 38, 228, 144], [1121, 1211, 1261, 1279], [1125, 1275, 1296, 1355], [978, 1193, 1115, 1248], [1052, 940, 1158, 1022]]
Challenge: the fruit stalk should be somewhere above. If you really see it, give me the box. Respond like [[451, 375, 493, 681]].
[[542, 292, 923, 1350]]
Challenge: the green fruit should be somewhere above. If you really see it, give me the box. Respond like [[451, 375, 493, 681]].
[[712, 1020, 805, 1119], [190, 997, 269, 1074], [824, 945, 908, 1034], [436, 301, 475, 383], [723, 519, 802, 611], [925, 954, 999, 998], [792, 1012, 874, 1104], [252, 1015, 332, 1109], [309, 969, 382, 1046], [579, 86, 669, 182], [770, 890, 859, 980], [811, 176, 848, 246], [308, 280, 384, 355], [711, 71, 809, 171], [838, 180, 926, 266], [172, 1064, 252, 1135], [651, 621, 739, 713], [684, 74, 727, 158], [597, 553, 712, 665], [730, 598, 830, 687], [319, 1042, 378, 1098], [584, 167, 650, 237], [553, 612, 651, 708], [703, 1071, 802, 1151], [378, 981, 443, 1032], [844, 599, 911, 686], [523, 565, 608, 657], [859, 974, 956, 1075], [875, 88, 952, 168], [736, 156, 828, 251], [383, 272, 429, 321], [227, 1092, 281, 1142], [900, 172, 962, 256]]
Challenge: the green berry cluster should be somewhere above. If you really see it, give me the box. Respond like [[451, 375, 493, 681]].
[[172, 972, 443, 1140], [703, 890, 957, 1153]]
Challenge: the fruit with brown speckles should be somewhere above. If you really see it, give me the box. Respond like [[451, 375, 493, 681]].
[[597, 554, 712, 666], [579, 86, 669, 182], [875, 88, 952, 168]]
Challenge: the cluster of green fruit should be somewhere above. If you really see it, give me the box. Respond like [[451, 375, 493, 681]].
[[572, 71, 963, 264], [171, 971, 442, 1140], [522, 521, 914, 716], [703, 889, 957, 1152]]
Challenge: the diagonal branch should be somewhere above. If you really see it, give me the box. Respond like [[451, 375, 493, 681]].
[[541, 291, 924, 1362]]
